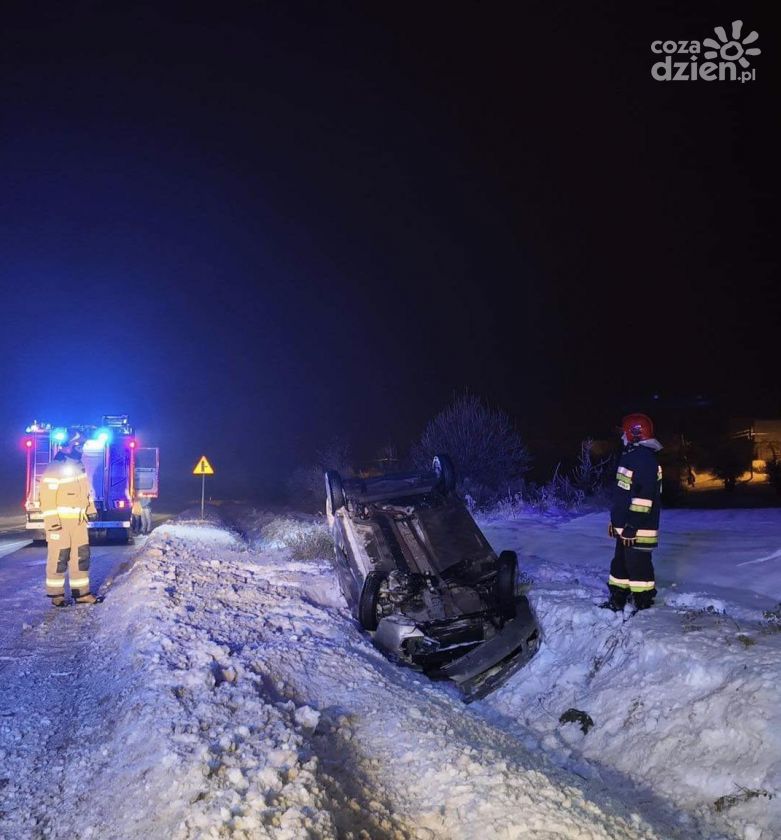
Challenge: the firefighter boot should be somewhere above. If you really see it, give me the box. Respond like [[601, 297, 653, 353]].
[[50, 595, 67, 608], [75, 592, 100, 605], [632, 588, 657, 611], [599, 596, 627, 612]]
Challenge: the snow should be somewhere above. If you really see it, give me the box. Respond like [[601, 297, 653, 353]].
[[479, 510, 781, 839], [0, 505, 779, 838]]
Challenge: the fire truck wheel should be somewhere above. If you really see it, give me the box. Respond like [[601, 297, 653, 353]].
[[358, 571, 387, 631], [495, 551, 518, 620]]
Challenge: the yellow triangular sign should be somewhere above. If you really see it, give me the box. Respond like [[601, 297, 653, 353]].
[[193, 455, 214, 475]]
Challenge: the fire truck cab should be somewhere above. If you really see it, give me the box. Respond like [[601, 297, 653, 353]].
[[23, 415, 159, 542]]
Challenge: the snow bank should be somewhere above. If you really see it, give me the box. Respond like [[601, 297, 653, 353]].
[[481, 510, 781, 839], [4, 506, 779, 839]]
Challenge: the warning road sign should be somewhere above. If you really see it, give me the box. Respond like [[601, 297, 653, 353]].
[[193, 456, 214, 475]]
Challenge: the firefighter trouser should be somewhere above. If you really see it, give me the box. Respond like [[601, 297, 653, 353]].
[[608, 540, 656, 609], [45, 520, 91, 599], [140, 508, 152, 534]]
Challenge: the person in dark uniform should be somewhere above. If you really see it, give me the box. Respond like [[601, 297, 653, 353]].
[[602, 413, 663, 612]]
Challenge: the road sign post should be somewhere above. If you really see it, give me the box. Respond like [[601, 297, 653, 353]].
[[192, 456, 215, 520]]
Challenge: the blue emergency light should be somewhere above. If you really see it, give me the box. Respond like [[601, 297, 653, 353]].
[[95, 427, 113, 444], [52, 428, 67, 443]]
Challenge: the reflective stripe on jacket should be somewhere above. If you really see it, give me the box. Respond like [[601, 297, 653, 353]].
[[610, 441, 662, 548]]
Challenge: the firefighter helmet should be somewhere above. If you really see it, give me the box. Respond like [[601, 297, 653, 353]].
[[621, 413, 654, 443], [66, 429, 84, 445]]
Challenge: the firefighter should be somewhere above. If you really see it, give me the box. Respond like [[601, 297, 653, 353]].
[[138, 493, 153, 535], [131, 492, 142, 534], [38, 430, 99, 606], [602, 413, 663, 612]]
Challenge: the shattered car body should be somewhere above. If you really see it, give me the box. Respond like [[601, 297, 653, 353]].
[[325, 456, 540, 700]]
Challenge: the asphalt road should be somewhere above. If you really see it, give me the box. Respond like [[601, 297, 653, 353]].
[[0, 534, 144, 652]]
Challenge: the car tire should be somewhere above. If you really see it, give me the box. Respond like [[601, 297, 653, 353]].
[[358, 571, 387, 631], [324, 470, 346, 513], [432, 454, 456, 494], [495, 550, 517, 620]]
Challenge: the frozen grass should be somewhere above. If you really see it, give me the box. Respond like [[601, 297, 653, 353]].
[[476, 485, 611, 521], [259, 516, 334, 561]]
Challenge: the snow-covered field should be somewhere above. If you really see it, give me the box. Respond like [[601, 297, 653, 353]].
[[0, 506, 779, 839], [480, 510, 781, 840]]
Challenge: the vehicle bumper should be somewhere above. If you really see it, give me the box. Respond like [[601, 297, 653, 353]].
[[374, 597, 540, 700], [441, 598, 540, 699]]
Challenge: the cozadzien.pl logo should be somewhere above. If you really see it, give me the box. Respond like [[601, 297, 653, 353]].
[[651, 20, 761, 82]]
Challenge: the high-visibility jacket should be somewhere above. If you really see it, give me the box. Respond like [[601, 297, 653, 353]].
[[39, 454, 97, 530], [610, 439, 663, 549]]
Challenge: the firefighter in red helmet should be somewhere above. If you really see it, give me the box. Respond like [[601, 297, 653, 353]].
[[602, 413, 662, 611]]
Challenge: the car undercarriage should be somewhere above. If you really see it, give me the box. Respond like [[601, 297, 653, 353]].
[[326, 456, 540, 699]]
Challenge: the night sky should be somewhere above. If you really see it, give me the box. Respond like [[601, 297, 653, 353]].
[[1, 2, 777, 504]]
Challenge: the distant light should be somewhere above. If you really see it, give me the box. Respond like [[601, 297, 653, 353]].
[[52, 428, 67, 442], [25, 439, 33, 448], [129, 440, 136, 449]]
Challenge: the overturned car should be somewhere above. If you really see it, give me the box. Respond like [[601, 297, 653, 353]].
[[325, 456, 540, 700]]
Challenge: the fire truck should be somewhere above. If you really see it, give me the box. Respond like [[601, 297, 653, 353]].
[[23, 415, 159, 542]]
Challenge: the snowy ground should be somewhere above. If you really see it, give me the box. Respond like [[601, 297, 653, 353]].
[[0, 506, 778, 839], [479, 510, 781, 840]]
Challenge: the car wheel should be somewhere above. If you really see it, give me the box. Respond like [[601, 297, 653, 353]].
[[324, 470, 346, 512], [432, 454, 456, 494], [358, 571, 387, 631], [495, 550, 517, 620]]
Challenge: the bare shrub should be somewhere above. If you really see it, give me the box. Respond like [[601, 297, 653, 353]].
[[703, 437, 754, 491], [413, 393, 530, 504], [571, 439, 612, 496], [478, 440, 612, 519], [525, 469, 586, 515], [287, 437, 354, 510], [766, 445, 781, 495]]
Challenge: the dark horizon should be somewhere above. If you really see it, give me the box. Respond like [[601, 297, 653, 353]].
[[1, 2, 778, 506]]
